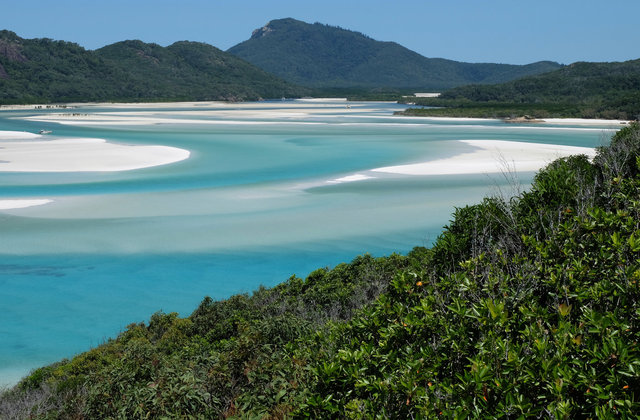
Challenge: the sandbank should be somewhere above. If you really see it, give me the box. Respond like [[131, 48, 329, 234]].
[[372, 140, 597, 176], [0, 199, 53, 210], [413, 93, 441, 98], [541, 118, 632, 126], [0, 131, 41, 140], [23, 113, 331, 126], [397, 115, 503, 123], [21, 103, 370, 126], [326, 174, 375, 184], [0, 131, 190, 172], [397, 115, 631, 127]]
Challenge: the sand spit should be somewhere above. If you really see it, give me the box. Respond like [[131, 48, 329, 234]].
[[0, 131, 190, 172], [372, 140, 597, 176], [0, 199, 53, 210]]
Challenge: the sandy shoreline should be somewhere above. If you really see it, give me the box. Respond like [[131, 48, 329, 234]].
[[372, 140, 597, 176], [398, 115, 632, 127], [1, 100, 633, 126], [5, 100, 631, 128], [0, 130, 190, 210], [541, 118, 631, 126], [1, 105, 605, 206], [0, 131, 190, 173], [0, 199, 53, 210], [19, 102, 366, 126], [319, 140, 597, 186], [23, 112, 630, 129]]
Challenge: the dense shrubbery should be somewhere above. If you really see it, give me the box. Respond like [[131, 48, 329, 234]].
[[1, 124, 639, 418]]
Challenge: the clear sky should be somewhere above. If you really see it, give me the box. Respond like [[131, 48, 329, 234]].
[[3, 0, 639, 65]]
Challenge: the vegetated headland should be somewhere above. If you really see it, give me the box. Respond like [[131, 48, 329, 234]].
[[2, 122, 639, 418], [396, 59, 640, 121]]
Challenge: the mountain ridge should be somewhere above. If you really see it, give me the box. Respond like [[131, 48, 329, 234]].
[[0, 30, 307, 103], [228, 18, 563, 90]]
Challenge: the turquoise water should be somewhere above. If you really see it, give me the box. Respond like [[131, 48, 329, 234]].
[[0, 101, 613, 386]]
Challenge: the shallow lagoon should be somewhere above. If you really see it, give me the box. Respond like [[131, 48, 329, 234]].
[[0, 100, 616, 385]]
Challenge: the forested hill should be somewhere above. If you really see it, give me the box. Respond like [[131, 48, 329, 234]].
[[0, 30, 307, 104], [433, 59, 640, 119], [227, 18, 563, 90], [2, 122, 640, 417]]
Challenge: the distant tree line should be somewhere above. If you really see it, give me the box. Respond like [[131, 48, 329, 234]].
[[398, 59, 640, 120]]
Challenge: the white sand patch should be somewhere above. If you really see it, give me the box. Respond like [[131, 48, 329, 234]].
[[396, 115, 631, 127], [23, 115, 330, 126], [413, 93, 441, 98], [542, 118, 632, 126], [0, 199, 52, 210], [0, 131, 42, 140], [0, 133, 190, 172], [18, 100, 376, 127], [294, 98, 347, 102], [396, 115, 503, 123], [372, 140, 597, 176], [326, 174, 375, 184], [22, 110, 352, 126]]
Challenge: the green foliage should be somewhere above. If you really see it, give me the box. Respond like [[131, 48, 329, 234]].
[[2, 125, 640, 418], [228, 18, 561, 90], [296, 126, 640, 418], [0, 31, 307, 104], [398, 60, 640, 119]]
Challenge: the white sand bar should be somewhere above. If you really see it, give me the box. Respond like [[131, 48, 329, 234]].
[[0, 131, 41, 140], [542, 118, 631, 126], [326, 174, 375, 184], [0, 199, 53, 210], [372, 140, 597, 176], [0, 131, 190, 172]]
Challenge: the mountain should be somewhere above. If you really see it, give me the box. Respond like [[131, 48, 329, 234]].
[[227, 18, 563, 90], [0, 30, 306, 104]]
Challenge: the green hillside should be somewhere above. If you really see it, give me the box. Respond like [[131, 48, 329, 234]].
[[400, 59, 640, 120], [0, 30, 307, 104], [227, 18, 562, 90], [2, 123, 639, 418]]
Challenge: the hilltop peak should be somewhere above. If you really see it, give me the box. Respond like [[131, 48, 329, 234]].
[[228, 19, 563, 89], [0, 30, 21, 41], [251, 24, 274, 40], [250, 18, 303, 39]]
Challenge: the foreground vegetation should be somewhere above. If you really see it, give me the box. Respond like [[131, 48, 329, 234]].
[[397, 59, 640, 120], [2, 124, 640, 418]]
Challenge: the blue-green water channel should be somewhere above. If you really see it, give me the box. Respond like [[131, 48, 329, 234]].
[[0, 101, 614, 386]]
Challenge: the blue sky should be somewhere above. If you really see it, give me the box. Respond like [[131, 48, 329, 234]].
[[3, 0, 639, 65]]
